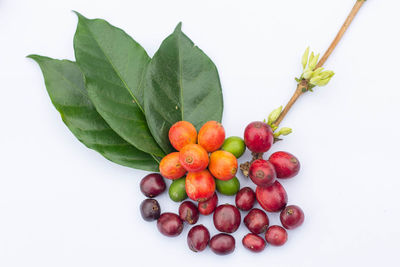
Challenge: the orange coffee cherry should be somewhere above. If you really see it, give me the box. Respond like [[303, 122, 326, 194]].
[[186, 170, 216, 202], [198, 121, 225, 152], [168, 121, 197, 151], [179, 144, 209, 172], [208, 150, 238, 181], [159, 152, 187, 180]]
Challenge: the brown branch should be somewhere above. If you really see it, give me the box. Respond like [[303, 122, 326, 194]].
[[316, 0, 365, 69], [273, 0, 365, 128], [273, 80, 307, 127]]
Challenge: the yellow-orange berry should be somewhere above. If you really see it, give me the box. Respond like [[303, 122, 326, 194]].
[[198, 121, 225, 152], [168, 121, 197, 151], [179, 144, 209, 172], [208, 150, 238, 181], [159, 152, 187, 180]]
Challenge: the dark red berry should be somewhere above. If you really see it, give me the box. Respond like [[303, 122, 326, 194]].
[[140, 199, 161, 221], [157, 213, 183, 237], [209, 233, 235, 255], [242, 233, 266, 252], [187, 225, 210, 252], [198, 193, 218, 215], [269, 151, 300, 179], [280, 205, 305, 229], [249, 159, 276, 187], [256, 181, 288, 212], [235, 187, 255, 211], [265, 225, 288, 246], [213, 204, 241, 233], [179, 201, 199, 225], [140, 173, 166, 197], [243, 208, 269, 234], [244, 121, 274, 153]]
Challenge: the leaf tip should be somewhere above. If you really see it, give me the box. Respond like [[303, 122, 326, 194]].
[[72, 10, 87, 21], [174, 22, 183, 33], [26, 54, 43, 63]]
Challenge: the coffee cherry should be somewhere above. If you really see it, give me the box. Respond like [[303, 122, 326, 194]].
[[221, 136, 246, 158], [179, 144, 209, 172], [243, 121, 274, 153], [168, 177, 188, 202], [209, 150, 238, 181], [198, 121, 225, 152], [249, 159, 276, 187], [140, 173, 166, 197], [215, 176, 240, 196], [209, 234, 235, 255], [265, 225, 288, 246], [159, 152, 186, 180], [169, 121, 197, 151], [187, 225, 210, 252], [213, 204, 241, 233], [185, 170, 215, 202], [179, 201, 199, 225], [198, 193, 218, 215], [244, 208, 269, 234], [280, 205, 305, 229], [269, 151, 300, 179], [242, 233, 266, 252], [256, 181, 288, 212], [140, 199, 161, 221], [157, 213, 184, 237], [235, 187, 256, 211]]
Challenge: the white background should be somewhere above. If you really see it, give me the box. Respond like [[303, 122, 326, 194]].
[[1, 0, 399, 266]]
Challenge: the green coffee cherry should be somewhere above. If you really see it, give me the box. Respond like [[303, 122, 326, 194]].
[[221, 136, 246, 158], [169, 177, 187, 202], [215, 177, 240, 196]]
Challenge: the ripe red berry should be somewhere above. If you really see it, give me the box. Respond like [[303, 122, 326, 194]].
[[140, 173, 166, 197], [187, 225, 210, 252], [249, 159, 276, 187], [265, 225, 288, 246], [179, 201, 199, 225], [280, 205, 305, 230], [209, 234, 235, 255], [242, 233, 266, 252], [235, 187, 256, 211], [243, 208, 269, 234], [213, 204, 241, 233], [256, 181, 288, 212], [243, 121, 274, 153], [198, 193, 218, 215], [269, 151, 300, 179], [157, 213, 184, 237]]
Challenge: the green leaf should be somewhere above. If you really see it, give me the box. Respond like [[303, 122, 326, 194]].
[[73, 12, 165, 157], [144, 23, 224, 153], [28, 55, 159, 171]]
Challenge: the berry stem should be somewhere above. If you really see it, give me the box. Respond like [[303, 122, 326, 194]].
[[273, 0, 365, 128]]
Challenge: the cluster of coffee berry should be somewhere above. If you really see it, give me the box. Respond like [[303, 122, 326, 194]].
[[139, 120, 304, 255]]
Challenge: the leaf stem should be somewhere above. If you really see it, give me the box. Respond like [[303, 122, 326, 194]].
[[273, 0, 365, 128]]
